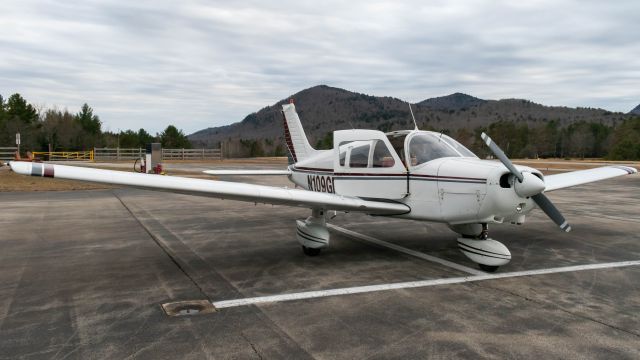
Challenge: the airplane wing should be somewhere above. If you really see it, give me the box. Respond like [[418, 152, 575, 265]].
[[544, 165, 637, 192], [9, 161, 408, 215], [203, 169, 291, 176]]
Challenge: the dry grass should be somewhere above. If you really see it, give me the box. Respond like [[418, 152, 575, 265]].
[[0, 165, 113, 192]]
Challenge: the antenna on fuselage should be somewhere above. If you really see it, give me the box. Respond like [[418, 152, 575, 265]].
[[408, 103, 418, 130]]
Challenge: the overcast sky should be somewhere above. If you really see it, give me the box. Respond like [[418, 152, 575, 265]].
[[1, 0, 638, 134]]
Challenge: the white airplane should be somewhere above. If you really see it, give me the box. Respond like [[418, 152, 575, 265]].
[[8, 102, 638, 272]]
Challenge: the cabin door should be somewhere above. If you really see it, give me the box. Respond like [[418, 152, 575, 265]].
[[333, 130, 408, 199]]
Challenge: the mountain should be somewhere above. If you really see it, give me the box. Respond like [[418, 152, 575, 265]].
[[417, 92, 486, 111], [188, 85, 630, 156], [630, 104, 640, 115]]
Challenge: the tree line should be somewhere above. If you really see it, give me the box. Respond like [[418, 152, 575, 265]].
[[310, 116, 640, 160], [0, 93, 192, 153], [212, 114, 640, 160], [454, 118, 640, 160], [2, 92, 638, 160]]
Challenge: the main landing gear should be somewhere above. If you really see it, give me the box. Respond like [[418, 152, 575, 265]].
[[450, 223, 512, 273], [297, 209, 330, 257]]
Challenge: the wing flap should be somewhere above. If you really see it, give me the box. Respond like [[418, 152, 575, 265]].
[[544, 165, 637, 192], [9, 161, 408, 215]]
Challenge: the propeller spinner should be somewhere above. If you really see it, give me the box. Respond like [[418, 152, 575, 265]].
[[481, 132, 572, 232]]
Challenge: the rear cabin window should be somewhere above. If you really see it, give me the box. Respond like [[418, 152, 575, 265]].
[[349, 142, 370, 168], [338, 139, 397, 168], [339, 147, 347, 166]]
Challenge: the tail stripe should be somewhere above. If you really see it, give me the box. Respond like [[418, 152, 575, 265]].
[[282, 111, 298, 162], [281, 103, 317, 162]]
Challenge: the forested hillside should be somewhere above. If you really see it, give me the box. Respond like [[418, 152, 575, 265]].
[[189, 85, 637, 159]]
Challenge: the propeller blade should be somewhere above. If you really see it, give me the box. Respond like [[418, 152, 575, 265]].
[[532, 193, 572, 232], [480, 132, 523, 182], [480, 132, 571, 232]]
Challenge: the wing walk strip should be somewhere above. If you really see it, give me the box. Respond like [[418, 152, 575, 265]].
[[213, 260, 640, 309]]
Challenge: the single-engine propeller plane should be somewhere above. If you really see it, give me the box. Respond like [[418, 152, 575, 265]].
[[8, 102, 638, 272]]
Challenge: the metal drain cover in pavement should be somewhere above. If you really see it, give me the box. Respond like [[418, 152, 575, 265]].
[[161, 300, 216, 316]]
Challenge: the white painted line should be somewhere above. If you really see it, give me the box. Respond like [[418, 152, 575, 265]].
[[326, 224, 484, 275], [212, 260, 640, 309]]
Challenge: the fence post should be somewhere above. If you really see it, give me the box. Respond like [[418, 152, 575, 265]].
[[202, 148, 205, 160], [182, 148, 185, 160], [116, 147, 120, 161]]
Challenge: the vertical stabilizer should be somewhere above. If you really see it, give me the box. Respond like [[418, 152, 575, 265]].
[[282, 102, 316, 162]]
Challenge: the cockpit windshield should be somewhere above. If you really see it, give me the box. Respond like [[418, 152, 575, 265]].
[[440, 134, 477, 158], [408, 132, 476, 166]]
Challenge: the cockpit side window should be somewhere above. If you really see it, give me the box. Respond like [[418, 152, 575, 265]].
[[387, 133, 407, 167], [408, 133, 461, 166], [371, 140, 395, 168]]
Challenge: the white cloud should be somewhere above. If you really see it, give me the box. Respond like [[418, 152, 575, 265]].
[[0, 0, 638, 134]]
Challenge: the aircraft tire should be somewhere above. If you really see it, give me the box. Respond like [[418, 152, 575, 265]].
[[302, 246, 322, 256], [479, 264, 499, 273]]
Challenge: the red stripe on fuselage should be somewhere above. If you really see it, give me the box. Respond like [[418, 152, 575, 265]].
[[282, 111, 297, 162], [291, 166, 486, 181]]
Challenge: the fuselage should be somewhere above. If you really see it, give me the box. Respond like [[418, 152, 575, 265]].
[[287, 129, 542, 226]]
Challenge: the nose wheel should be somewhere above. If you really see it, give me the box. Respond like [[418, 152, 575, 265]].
[[302, 246, 322, 256], [478, 264, 500, 273], [455, 224, 511, 272]]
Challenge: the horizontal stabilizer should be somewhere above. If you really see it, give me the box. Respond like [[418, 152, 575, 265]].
[[203, 169, 291, 176]]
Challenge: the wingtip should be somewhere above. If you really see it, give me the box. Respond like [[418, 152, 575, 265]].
[[613, 165, 638, 175], [7, 161, 32, 175]]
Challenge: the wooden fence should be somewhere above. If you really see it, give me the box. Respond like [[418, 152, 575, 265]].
[[94, 148, 144, 161], [93, 147, 221, 161], [0, 147, 17, 161], [161, 148, 222, 160]]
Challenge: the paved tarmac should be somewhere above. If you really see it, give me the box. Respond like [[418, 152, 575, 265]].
[[1, 167, 639, 359]]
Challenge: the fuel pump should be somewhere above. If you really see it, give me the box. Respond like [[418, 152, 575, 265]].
[[134, 143, 164, 174]]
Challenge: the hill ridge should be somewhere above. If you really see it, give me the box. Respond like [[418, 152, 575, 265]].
[[188, 85, 632, 157]]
